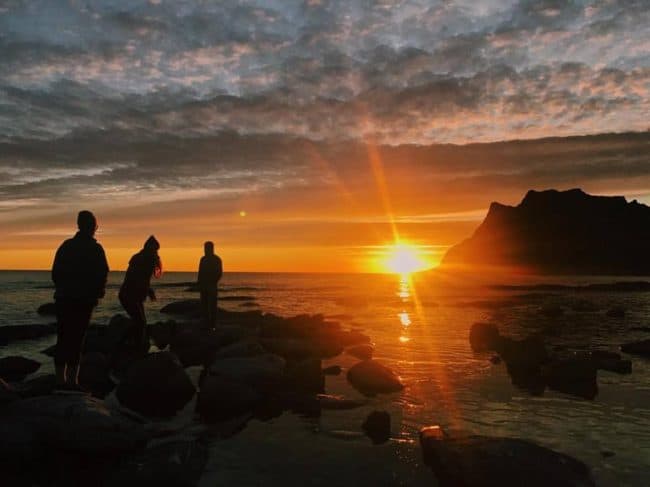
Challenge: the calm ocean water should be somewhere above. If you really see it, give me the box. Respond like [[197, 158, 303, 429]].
[[1, 270, 650, 486]]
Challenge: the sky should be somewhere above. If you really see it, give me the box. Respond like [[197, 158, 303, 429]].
[[0, 0, 649, 272]]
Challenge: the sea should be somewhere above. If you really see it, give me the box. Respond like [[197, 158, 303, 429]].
[[1, 270, 649, 486]]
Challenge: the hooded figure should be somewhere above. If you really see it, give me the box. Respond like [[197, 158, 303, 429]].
[[119, 235, 162, 353], [197, 241, 223, 330]]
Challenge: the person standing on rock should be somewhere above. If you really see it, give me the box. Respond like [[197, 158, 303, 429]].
[[119, 235, 162, 354], [197, 241, 223, 330], [52, 210, 109, 390]]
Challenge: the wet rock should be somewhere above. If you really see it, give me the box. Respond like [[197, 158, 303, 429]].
[[469, 322, 500, 352], [542, 358, 598, 400], [317, 394, 366, 410], [0, 356, 41, 381], [14, 374, 57, 398], [362, 410, 391, 444], [497, 336, 548, 394], [197, 375, 260, 422], [606, 306, 625, 318], [160, 299, 201, 317], [148, 320, 177, 349], [346, 344, 374, 360], [78, 352, 116, 398], [116, 352, 195, 417], [40, 344, 57, 357], [621, 338, 650, 357], [171, 327, 247, 367], [630, 326, 650, 332], [106, 440, 208, 487], [489, 355, 502, 365], [284, 358, 324, 393], [0, 324, 56, 343], [207, 354, 286, 390], [419, 426, 596, 487], [323, 365, 342, 376], [105, 314, 135, 350], [347, 360, 404, 396], [37, 302, 57, 316], [584, 351, 631, 374]]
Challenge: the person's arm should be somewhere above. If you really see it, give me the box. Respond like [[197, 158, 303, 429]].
[[216, 256, 223, 283], [51, 245, 63, 286]]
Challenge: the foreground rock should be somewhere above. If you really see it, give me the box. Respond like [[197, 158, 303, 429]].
[[36, 302, 57, 316], [78, 352, 116, 398], [469, 322, 500, 352], [542, 359, 598, 400], [420, 426, 596, 487], [0, 324, 56, 344], [0, 378, 18, 406], [197, 375, 260, 422], [160, 299, 201, 317], [170, 327, 249, 367], [0, 356, 41, 381], [0, 394, 147, 484], [621, 338, 650, 357], [106, 439, 208, 487], [116, 352, 195, 417], [362, 411, 391, 444], [346, 344, 374, 360], [207, 354, 286, 390], [347, 360, 404, 396]]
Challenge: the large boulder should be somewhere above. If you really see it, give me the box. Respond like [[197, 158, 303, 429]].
[[160, 299, 201, 317], [347, 360, 404, 396], [0, 356, 41, 381], [196, 375, 260, 422], [211, 340, 265, 360], [469, 322, 500, 352], [346, 344, 374, 360], [0, 324, 56, 343], [116, 352, 195, 417], [579, 351, 631, 374], [170, 327, 248, 367], [621, 338, 650, 357], [284, 358, 324, 393], [497, 336, 548, 394], [420, 426, 595, 487], [261, 337, 343, 360], [14, 374, 57, 398], [147, 321, 178, 349], [78, 352, 116, 398], [207, 354, 286, 390]]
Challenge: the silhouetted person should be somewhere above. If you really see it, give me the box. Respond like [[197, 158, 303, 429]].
[[198, 241, 222, 330], [119, 236, 162, 354], [52, 210, 109, 390]]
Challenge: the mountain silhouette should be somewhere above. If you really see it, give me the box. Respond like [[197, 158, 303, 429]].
[[441, 188, 650, 275]]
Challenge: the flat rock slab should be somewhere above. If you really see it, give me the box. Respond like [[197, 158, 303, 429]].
[[37, 302, 57, 316], [0, 324, 56, 343], [420, 427, 596, 487], [621, 339, 650, 357], [347, 359, 404, 396], [0, 356, 41, 381]]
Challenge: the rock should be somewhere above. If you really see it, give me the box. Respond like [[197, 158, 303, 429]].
[[211, 340, 265, 360], [317, 394, 366, 410], [362, 411, 391, 444], [160, 299, 201, 317], [0, 378, 18, 407], [284, 358, 324, 393], [323, 365, 342, 376], [621, 338, 650, 357], [346, 344, 374, 360], [78, 352, 116, 398], [497, 336, 548, 394], [469, 322, 500, 352], [148, 321, 177, 349], [0, 356, 41, 381], [606, 306, 625, 318], [37, 302, 57, 316], [171, 327, 248, 367], [583, 351, 631, 374], [197, 375, 260, 422], [106, 440, 208, 487], [0, 324, 56, 343], [14, 374, 57, 398], [542, 358, 598, 400], [420, 426, 596, 487], [347, 360, 404, 396], [116, 352, 195, 417], [105, 314, 135, 350], [630, 326, 650, 332], [489, 355, 502, 365], [207, 354, 286, 390]]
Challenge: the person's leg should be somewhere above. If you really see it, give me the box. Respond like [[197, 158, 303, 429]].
[[209, 294, 217, 329], [54, 300, 70, 385], [66, 303, 93, 386], [134, 300, 148, 353]]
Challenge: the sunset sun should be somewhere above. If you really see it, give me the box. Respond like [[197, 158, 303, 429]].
[[381, 242, 432, 274]]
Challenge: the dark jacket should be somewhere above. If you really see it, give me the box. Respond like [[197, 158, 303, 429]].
[[119, 251, 158, 302], [52, 232, 109, 303], [198, 254, 223, 292]]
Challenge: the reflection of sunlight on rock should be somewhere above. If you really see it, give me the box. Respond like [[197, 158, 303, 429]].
[[399, 311, 411, 327]]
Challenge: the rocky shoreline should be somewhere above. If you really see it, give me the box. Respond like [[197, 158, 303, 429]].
[[0, 300, 614, 486]]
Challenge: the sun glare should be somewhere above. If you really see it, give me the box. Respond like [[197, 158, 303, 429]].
[[381, 242, 432, 274]]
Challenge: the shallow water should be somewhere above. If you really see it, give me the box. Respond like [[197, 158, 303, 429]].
[[1, 270, 650, 486]]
